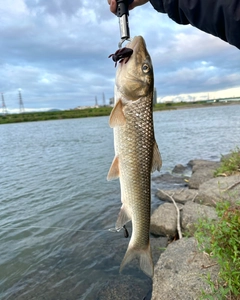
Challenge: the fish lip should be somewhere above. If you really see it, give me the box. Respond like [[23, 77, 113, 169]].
[[126, 36, 141, 51]]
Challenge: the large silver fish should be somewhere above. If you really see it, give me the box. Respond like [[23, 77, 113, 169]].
[[107, 36, 162, 277]]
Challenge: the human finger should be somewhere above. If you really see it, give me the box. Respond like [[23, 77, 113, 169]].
[[108, 0, 117, 14]]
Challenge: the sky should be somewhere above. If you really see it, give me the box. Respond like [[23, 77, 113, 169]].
[[1, 0, 240, 112]]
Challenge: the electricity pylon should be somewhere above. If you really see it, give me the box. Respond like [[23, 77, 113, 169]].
[[1, 93, 7, 114], [19, 90, 25, 113]]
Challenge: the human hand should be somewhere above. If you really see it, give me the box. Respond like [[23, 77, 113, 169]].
[[108, 0, 149, 14]]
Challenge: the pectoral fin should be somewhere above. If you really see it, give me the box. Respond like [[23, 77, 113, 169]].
[[151, 141, 162, 173], [109, 99, 126, 128], [107, 156, 119, 181]]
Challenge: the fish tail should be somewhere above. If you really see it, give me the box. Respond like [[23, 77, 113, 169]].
[[120, 243, 153, 277]]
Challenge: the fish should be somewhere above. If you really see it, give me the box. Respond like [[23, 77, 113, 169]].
[[107, 36, 162, 277]]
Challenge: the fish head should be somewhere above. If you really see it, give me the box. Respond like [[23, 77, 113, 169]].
[[116, 36, 153, 101]]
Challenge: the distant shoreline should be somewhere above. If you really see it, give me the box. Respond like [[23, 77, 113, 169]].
[[0, 101, 239, 125], [154, 100, 240, 111], [160, 101, 240, 111]]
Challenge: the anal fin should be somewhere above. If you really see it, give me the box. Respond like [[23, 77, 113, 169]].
[[115, 204, 131, 231]]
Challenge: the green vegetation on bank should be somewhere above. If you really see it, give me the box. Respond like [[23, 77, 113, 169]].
[[0, 100, 238, 125], [195, 201, 240, 299], [153, 100, 212, 111], [214, 148, 240, 177], [0, 107, 113, 125], [195, 148, 240, 299]]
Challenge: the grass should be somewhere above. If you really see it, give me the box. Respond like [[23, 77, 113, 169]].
[[214, 148, 240, 177], [0, 107, 113, 125], [195, 201, 240, 299], [195, 147, 240, 299], [153, 100, 213, 111]]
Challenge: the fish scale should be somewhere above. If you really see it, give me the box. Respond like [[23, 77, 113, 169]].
[[107, 36, 162, 277]]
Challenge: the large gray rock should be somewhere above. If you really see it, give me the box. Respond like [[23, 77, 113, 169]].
[[181, 201, 217, 235], [188, 159, 220, 169], [150, 203, 181, 237], [188, 160, 221, 189], [97, 237, 168, 300], [152, 237, 219, 300], [152, 173, 189, 189], [196, 175, 240, 206], [151, 236, 169, 265], [156, 188, 198, 204], [97, 275, 151, 300], [172, 164, 188, 174]]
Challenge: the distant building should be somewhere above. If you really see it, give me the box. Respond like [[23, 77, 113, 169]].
[[74, 105, 99, 110]]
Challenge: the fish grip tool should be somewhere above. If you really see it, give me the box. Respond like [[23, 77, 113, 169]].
[[116, 0, 133, 48], [108, 0, 134, 66]]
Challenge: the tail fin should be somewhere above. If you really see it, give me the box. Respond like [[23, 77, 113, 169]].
[[120, 243, 154, 277]]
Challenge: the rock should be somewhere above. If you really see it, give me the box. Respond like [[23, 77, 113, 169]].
[[151, 236, 169, 265], [188, 160, 221, 189], [188, 168, 214, 189], [97, 275, 151, 300], [196, 175, 240, 206], [150, 203, 183, 237], [187, 159, 219, 169], [97, 237, 168, 300], [181, 201, 217, 235], [172, 164, 188, 174], [152, 173, 189, 189], [152, 237, 220, 300], [156, 188, 198, 204]]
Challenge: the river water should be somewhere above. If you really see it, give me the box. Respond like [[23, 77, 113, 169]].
[[0, 105, 239, 299]]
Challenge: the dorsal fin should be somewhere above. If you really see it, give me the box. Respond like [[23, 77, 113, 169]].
[[109, 99, 126, 128], [151, 141, 162, 173]]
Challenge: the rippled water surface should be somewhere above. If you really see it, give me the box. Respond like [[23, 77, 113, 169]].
[[0, 105, 240, 299]]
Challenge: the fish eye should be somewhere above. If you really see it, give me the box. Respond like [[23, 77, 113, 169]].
[[142, 63, 150, 73]]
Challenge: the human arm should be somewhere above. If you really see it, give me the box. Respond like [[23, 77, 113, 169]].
[[108, 0, 240, 49], [149, 0, 240, 49]]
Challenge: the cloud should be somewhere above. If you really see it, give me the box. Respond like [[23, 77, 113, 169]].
[[0, 0, 240, 111], [151, 25, 240, 96]]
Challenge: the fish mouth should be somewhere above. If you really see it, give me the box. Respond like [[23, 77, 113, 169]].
[[119, 36, 142, 65], [126, 36, 142, 52]]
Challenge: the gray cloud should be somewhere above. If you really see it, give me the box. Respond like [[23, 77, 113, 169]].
[[25, 0, 88, 17], [1, 0, 240, 111]]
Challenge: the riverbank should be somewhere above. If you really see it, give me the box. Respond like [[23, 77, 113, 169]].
[[151, 155, 240, 300], [99, 154, 240, 300], [1, 101, 239, 125]]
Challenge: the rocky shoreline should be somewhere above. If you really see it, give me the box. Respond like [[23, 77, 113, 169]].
[[151, 157, 240, 300], [98, 156, 240, 300]]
